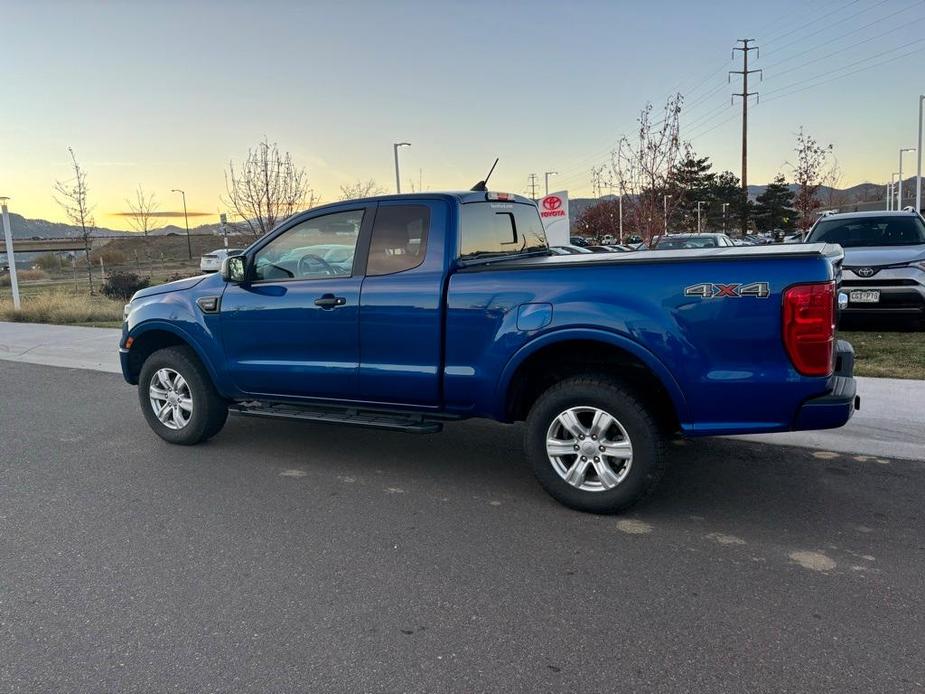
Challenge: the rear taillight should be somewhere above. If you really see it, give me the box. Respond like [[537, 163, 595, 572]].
[[782, 281, 836, 377]]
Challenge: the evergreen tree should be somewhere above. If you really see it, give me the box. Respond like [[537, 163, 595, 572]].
[[754, 174, 797, 231], [707, 171, 751, 234], [668, 154, 715, 232]]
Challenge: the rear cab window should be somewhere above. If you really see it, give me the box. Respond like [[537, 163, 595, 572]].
[[459, 202, 548, 262]]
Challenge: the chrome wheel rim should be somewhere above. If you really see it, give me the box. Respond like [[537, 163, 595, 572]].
[[545, 406, 633, 492], [148, 368, 193, 430]]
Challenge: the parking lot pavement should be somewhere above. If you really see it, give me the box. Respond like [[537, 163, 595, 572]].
[[1, 360, 923, 693], [0, 321, 121, 373]]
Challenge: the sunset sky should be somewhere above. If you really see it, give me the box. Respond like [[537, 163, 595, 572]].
[[5, 0, 925, 229]]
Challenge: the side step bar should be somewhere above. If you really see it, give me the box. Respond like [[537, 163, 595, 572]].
[[229, 402, 443, 434]]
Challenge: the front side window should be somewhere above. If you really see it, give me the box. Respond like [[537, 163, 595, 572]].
[[253, 209, 363, 281], [807, 216, 925, 247], [366, 205, 430, 276], [459, 202, 548, 261]]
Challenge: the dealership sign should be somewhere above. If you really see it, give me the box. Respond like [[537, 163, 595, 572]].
[[538, 191, 569, 246]]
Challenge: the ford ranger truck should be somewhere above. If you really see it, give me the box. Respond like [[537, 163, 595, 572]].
[[120, 192, 858, 513]]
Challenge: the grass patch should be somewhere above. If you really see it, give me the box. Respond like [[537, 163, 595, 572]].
[[840, 330, 925, 380], [0, 291, 124, 325]]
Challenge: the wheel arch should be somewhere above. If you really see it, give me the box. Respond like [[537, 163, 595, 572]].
[[498, 328, 688, 429], [124, 321, 220, 388]]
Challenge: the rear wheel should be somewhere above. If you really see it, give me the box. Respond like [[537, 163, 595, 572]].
[[138, 346, 228, 445], [525, 376, 667, 514]]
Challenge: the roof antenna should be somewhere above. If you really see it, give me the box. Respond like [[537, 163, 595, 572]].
[[470, 158, 499, 192]]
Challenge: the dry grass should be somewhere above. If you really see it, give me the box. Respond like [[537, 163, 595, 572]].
[[0, 291, 124, 325], [840, 330, 925, 380], [0, 269, 48, 286]]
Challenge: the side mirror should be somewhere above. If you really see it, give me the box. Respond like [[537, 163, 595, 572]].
[[221, 255, 247, 283]]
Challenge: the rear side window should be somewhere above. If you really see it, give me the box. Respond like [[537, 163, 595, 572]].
[[366, 205, 430, 276], [460, 202, 548, 260]]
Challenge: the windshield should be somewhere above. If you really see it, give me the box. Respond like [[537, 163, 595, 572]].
[[807, 216, 925, 247]]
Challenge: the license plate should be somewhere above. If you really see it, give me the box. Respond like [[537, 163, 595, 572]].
[[849, 290, 880, 304]]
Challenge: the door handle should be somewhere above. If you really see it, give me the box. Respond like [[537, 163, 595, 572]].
[[314, 294, 347, 309]]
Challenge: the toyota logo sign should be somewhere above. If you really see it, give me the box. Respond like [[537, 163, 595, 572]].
[[856, 267, 876, 278], [543, 196, 562, 211]]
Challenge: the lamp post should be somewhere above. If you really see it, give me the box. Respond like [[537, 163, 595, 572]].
[[171, 188, 192, 260], [393, 142, 411, 193], [899, 148, 916, 209], [918, 95, 925, 213], [722, 202, 729, 232], [0, 197, 19, 310], [663, 194, 672, 233], [890, 173, 900, 210], [544, 171, 558, 196], [696, 200, 707, 233], [886, 180, 893, 210]]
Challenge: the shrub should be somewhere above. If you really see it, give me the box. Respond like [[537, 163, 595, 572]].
[[0, 292, 124, 324], [164, 272, 193, 283], [95, 248, 128, 266], [102, 271, 150, 301], [33, 253, 60, 271]]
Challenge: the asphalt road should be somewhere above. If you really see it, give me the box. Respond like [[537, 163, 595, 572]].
[[1, 361, 923, 693]]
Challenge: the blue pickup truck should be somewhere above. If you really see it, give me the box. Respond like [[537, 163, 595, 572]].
[[121, 191, 858, 513]]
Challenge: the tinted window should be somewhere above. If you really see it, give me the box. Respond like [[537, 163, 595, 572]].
[[654, 237, 718, 249], [366, 205, 430, 276], [253, 209, 362, 281], [460, 202, 548, 260], [806, 216, 925, 247]]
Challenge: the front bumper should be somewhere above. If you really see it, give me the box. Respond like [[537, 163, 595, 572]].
[[841, 268, 925, 317], [792, 340, 859, 431]]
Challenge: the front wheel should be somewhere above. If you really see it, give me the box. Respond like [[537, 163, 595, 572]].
[[525, 376, 667, 514], [138, 346, 228, 445]]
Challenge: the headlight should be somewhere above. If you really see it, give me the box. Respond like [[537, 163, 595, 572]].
[[908, 261, 925, 272], [123, 303, 131, 321]]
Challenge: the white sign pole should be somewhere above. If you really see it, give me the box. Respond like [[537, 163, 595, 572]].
[[537, 191, 570, 247], [220, 212, 228, 248], [0, 198, 20, 310]]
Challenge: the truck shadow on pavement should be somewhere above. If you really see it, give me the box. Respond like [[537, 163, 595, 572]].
[[210, 415, 922, 537]]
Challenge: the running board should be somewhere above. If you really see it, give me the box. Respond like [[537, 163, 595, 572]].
[[229, 402, 443, 434]]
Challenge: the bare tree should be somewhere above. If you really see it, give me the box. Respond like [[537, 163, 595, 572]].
[[339, 179, 385, 201], [54, 147, 95, 293], [602, 94, 686, 241], [789, 127, 833, 232], [224, 138, 310, 237], [821, 153, 847, 210], [126, 185, 159, 237]]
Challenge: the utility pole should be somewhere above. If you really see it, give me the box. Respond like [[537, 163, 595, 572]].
[[730, 39, 761, 234], [171, 188, 192, 260], [527, 173, 538, 199], [544, 171, 558, 196]]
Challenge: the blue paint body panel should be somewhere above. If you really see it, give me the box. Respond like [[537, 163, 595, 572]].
[[120, 191, 855, 437]]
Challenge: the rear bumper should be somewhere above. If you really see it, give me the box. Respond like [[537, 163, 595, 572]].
[[792, 340, 859, 431]]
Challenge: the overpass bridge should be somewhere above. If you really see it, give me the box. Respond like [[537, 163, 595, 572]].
[[0, 238, 87, 254]]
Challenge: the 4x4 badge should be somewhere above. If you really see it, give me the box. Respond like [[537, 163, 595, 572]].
[[684, 282, 770, 298]]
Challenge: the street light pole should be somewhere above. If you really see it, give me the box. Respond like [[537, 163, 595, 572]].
[[918, 95, 925, 213], [171, 189, 191, 259], [899, 148, 916, 209], [0, 197, 20, 310], [886, 180, 893, 210], [890, 173, 900, 210], [696, 201, 707, 233], [544, 171, 558, 196], [722, 202, 729, 232], [393, 142, 411, 194], [663, 194, 672, 234], [618, 195, 623, 243]]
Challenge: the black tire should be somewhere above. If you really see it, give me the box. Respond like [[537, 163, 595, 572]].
[[138, 346, 228, 445], [524, 375, 667, 514]]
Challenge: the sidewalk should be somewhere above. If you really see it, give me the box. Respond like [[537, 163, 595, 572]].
[[0, 321, 922, 460]]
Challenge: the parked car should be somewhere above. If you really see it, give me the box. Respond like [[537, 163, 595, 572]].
[[121, 191, 857, 514], [585, 245, 620, 253], [569, 236, 590, 247], [804, 209, 925, 325], [550, 244, 594, 255], [601, 234, 616, 244], [650, 233, 735, 250], [200, 248, 244, 273]]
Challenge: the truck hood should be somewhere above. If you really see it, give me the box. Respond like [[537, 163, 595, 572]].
[[842, 244, 925, 267], [132, 274, 210, 300]]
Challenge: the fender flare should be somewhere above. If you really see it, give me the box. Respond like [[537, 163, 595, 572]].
[[128, 319, 224, 388], [495, 327, 689, 423]]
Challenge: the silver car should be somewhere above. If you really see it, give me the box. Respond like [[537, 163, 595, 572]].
[[804, 210, 925, 324], [200, 248, 244, 273]]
